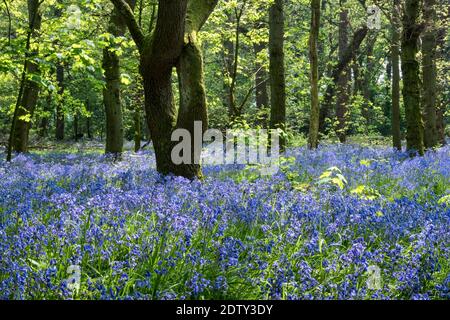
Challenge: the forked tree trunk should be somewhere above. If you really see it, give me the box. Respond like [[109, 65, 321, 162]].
[[401, 0, 424, 155], [111, 0, 217, 179]]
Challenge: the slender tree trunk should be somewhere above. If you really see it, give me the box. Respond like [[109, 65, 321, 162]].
[[253, 7, 270, 120], [392, 0, 402, 151], [11, 0, 42, 153], [134, 106, 141, 152], [308, 0, 320, 149], [86, 100, 92, 139], [269, 0, 286, 151], [362, 37, 376, 133], [435, 2, 448, 146], [436, 103, 446, 145], [254, 41, 269, 126], [55, 64, 65, 140], [73, 114, 79, 141], [335, 0, 349, 143], [401, 0, 424, 155], [223, 38, 235, 116], [422, 0, 438, 149], [39, 91, 52, 138], [228, 9, 243, 121]]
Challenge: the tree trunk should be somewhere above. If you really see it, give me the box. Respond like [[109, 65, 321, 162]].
[[319, 27, 368, 133], [392, 0, 402, 151], [435, 2, 448, 146], [140, 9, 186, 176], [223, 38, 235, 117], [436, 103, 446, 145], [111, 0, 217, 179], [401, 0, 424, 155], [12, 0, 42, 153], [228, 9, 242, 121], [308, 0, 320, 149], [73, 114, 79, 141], [103, 2, 136, 155], [134, 106, 141, 152], [176, 34, 208, 173], [362, 37, 376, 133], [269, 0, 286, 151], [335, 0, 349, 143], [39, 87, 52, 138], [422, 0, 438, 149], [254, 43, 269, 110], [86, 100, 92, 139], [55, 64, 65, 140]]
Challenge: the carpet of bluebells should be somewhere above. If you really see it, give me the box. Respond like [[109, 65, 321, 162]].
[[0, 143, 449, 300]]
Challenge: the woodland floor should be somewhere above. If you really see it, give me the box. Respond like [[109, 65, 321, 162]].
[[0, 140, 449, 300]]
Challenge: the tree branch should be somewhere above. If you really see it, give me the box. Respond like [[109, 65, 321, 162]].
[[110, 0, 145, 52]]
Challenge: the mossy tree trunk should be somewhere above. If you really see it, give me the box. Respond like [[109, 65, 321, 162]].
[[401, 0, 425, 155], [111, 0, 217, 179], [308, 0, 320, 149], [103, 1, 136, 156], [12, 0, 42, 153]]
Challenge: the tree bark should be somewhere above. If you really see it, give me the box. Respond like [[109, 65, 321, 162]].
[[111, 0, 217, 179], [223, 38, 235, 117], [11, 0, 42, 153], [422, 0, 438, 149], [361, 36, 376, 133], [39, 92, 51, 138], [86, 100, 92, 139], [134, 106, 141, 152], [73, 113, 79, 141], [269, 0, 286, 151], [435, 2, 448, 146], [55, 64, 65, 140], [254, 42, 269, 114], [391, 0, 402, 151], [335, 0, 350, 143], [401, 0, 425, 155], [308, 0, 320, 149], [319, 26, 368, 132], [103, 1, 136, 155]]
